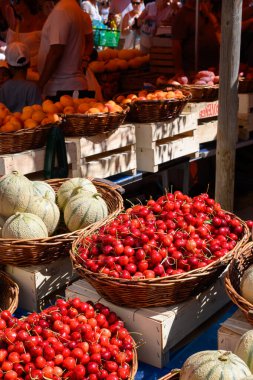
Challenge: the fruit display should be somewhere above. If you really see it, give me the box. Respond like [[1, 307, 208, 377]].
[[156, 70, 219, 87], [75, 191, 246, 279], [240, 264, 253, 304], [180, 350, 252, 380], [235, 330, 253, 372], [115, 89, 187, 106], [0, 298, 137, 379], [89, 48, 150, 74], [0, 172, 109, 238]]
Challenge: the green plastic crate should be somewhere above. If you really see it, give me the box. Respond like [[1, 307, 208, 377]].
[[93, 28, 120, 48]]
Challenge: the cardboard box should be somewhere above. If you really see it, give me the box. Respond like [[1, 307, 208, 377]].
[[218, 309, 252, 352], [66, 274, 229, 368], [5, 257, 79, 312]]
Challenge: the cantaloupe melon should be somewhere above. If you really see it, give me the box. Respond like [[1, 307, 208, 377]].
[[64, 190, 108, 232], [2, 212, 48, 239], [32, 181, 56, 202], [26, 192, 60, 236], [57, 178, 97, 211], [180, 350, 251, 380], [241, 265, 253, 304], [235, 330, 253, 372], [0, 171, 34, 217]]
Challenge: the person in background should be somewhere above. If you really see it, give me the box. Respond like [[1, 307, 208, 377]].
[[98, 0, 110, 24], [121, 0, 143, 49], [172, 0, 220, 76], [138, 0, 175, 52], [0, 41, 42, 112], [5, 0, 47, 72], [81, 0, 102, 22], [37, 0, 93, 101], [0, 66, 11, 86]]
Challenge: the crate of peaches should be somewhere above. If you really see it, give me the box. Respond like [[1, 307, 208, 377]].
[[52, 95, 129, 137], [114, 88, 191, 123], [0, 101, 59, 155]]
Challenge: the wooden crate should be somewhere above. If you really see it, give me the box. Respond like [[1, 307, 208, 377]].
[[135, 113, 198, 172], [150, 36, 175, 75], [183, 101, 219, 146], [238, 94, 253, 137], [218, 309, 251, 352], [66, 273, 229, 369], [66, 124, 137, 178], [0, 141, 78, 177], [5, 257, 79, 312]]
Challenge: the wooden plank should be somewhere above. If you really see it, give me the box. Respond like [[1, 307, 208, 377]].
[[215, 0, 243, 211], [66, 273, 229, 368], [151, 36, 172, 47], [80, 148, 136, 178], [195, 121, 218, 144], [66, 124, 136, 159], [183, 101, 219, 119], [135, 113, 197, 148], [5, 257, 78, 312], [0, 141, 77, 176], [136, 133, 198, 172]]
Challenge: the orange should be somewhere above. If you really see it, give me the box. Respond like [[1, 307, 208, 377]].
[[41, 117, 52, 126], [63, 106, 75, 115], [60, 95, 74, 108], [1, 121, 20, 132], [0, 107, 9, 120], [32, 110, 46, 123], [32, 104, 43, 111], [54, 102, 64, 113], [21, 112, 32, 121], [9, 117, 22, 131], [46, 113, 60, 123], [13, 112, 21, 119], [24, 118, 39, 129], [77, 103, 90, 113], [86, 108, 100, 114], [42, 100, 58, 114], [22, 105, 33, 115]]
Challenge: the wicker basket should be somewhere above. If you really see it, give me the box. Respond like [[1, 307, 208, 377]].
[[238, 78, 253, 94], [0, 123, 53, 155], [0, 271, 19, 314], [117, 90, 191, 123], [181, 84, 219, 102], [159, 371, 180, 380], [225, 241, 253, 324], [0, 178, 124, 267], [129, 347, 138, 380], [70, 213, 249, 308], [60, 108, 129, 137]]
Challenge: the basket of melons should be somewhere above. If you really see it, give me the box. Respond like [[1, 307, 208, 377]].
[[114, 87, 191, 123], [0, 271, 19, 314], [53, 94, 129, 137], [0, 102, 60, 155], [0, 297, 138, 379], [70, 191, 250, 308], [0, 171, 124, 266], [225, 240, 253, 325]]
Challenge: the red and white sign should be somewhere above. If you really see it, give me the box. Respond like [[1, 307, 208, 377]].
[[199, 101, 219, 119]]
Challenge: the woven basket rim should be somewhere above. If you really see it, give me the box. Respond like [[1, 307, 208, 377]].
[[225, 241, 253, 309], [0, 122, 54, 137], [60, 105, 129, 120], [71, 210, 249, 285], [0, 178, 124, 245], [182, 84, 219, 90], [158, 370, 180, 380], [0, 270, 19, 314], [114, 89, 192, 104]]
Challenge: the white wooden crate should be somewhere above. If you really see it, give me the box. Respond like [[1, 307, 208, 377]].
[[66, 274, 229, 368], [136, 131, 198, 173], [0, 141, 78, 177], [239, 93, 253, 116], [135, 113, 197, 148], [218, 309, 252, 352], [66, 124, 137, 178], [195, 120, 218, 144], [183, 100, 219, 119], [5, 257, 78, 312]]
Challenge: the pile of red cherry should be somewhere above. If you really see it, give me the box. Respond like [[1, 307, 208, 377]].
[[76, 191, 251, 279], [0, 298, 135, 380]]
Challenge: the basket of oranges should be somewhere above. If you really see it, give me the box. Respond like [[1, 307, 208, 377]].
[[55, 95, 129, 137], [0, 102, 59, 155], [114, 88, 192, 123]]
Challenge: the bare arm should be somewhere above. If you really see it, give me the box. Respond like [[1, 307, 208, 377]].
[[38, 44, 65, 91], [121, 14, 130, 36]]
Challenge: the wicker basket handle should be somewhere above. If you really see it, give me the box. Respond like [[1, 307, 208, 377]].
[[93, 178, 125, 195]]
